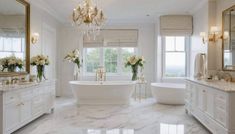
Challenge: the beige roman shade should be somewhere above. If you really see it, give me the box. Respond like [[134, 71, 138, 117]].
[[83, 29, 138, 48], [160, 15, 193, 36]]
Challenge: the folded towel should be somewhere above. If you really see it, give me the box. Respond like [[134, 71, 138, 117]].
[[194, 53, 206, 79]]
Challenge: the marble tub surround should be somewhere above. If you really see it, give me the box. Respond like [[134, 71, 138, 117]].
[[13, 98, 211, 134], [186, 78, 235, 92]]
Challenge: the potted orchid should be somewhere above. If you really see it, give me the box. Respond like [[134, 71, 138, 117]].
[[125, 55, 145, 81], [30, 55, 50, 82], [0, 56, 23, 72], [64, 49, 81, 69]]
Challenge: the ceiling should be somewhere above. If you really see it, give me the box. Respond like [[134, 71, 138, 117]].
[[0, 0, 25, 15], [40, 0, 206, 23]]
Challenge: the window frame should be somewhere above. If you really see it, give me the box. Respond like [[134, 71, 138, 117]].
[[83, 47, 137, 76], [162, 36, 190, 79], [0, 37, 25, 59]]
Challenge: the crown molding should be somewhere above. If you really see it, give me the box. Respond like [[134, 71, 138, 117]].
[[29, 0, 64, 23]]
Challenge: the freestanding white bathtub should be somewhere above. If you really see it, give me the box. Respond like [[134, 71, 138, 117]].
[[151, 83, 185, 105], [69, 81, 136, 105]]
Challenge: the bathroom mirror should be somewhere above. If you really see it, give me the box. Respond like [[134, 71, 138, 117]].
[[0, 0, 30, 74], [222, 5, 235, 71]]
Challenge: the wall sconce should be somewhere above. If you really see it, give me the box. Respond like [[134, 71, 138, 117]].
[[200, 26, 223, 44], [31, 33, 39, 44], [208, 26, 220, 42]]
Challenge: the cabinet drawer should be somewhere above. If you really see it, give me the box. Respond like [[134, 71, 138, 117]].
[[33, 88, 44, 96], [5, 92, 19, 104], [215, 98, 226, 112], [20, 90, 33, 101], [215, 93, 227, 103], [215, 108, 227, 127]]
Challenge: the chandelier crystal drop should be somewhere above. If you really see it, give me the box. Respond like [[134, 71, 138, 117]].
[[72, 0, 106, 38]]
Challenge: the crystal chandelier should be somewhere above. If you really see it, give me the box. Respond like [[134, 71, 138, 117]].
[[72, 0, 105, 37]]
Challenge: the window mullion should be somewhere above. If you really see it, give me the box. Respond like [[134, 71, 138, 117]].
[[100, 47, 104, 67], [118, 47, 122, 75]]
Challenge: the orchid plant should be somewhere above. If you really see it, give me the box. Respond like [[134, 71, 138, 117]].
[[64, 49, 81, 69]]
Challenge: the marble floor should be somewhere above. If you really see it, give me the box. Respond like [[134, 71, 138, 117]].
[[13, 98, 211, 134]]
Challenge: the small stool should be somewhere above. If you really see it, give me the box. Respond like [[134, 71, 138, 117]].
[[134, 81, 147, 102]]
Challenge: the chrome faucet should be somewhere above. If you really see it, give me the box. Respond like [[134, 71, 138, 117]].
[[96, 67, 106, 82]]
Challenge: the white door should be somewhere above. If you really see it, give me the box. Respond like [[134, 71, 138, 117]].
[[42, 23, 56, 80]]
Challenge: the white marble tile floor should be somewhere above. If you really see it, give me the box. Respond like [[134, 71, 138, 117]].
[[13, 97, 211, 134]]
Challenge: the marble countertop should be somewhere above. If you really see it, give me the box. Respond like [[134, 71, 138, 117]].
[[186, 78, 235, 92], [0, 80, 55, 92]]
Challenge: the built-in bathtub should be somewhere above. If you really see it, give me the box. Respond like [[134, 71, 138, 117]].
[[69, 81, 136, 105], [151, 83, 185, 105]]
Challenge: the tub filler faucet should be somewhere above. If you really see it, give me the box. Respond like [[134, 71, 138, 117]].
[[96, 67, 106, 82]]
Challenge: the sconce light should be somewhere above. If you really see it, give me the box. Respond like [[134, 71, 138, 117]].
[[209, 26, 220, 42], [200, 26, 223, 44], [31, 33, 39, 44]]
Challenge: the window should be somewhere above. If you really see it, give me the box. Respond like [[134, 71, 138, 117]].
[[84, 48, 100, 73], [84, 47, 136, 75], [0, 36, 25, 59], [104, 48, 118, 73], [163, 36, 189, 78]]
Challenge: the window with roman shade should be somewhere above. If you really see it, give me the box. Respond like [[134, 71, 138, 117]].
[[83, 29, 138, 75], [160, 15, 193, 36]]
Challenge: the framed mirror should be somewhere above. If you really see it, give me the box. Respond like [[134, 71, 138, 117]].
[[222, 5, 235, 71], [0, 0, 30, 74]]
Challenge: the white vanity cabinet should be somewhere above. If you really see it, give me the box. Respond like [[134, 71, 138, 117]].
[[0, 80, 56, 134], [186, 79, 235, 134]]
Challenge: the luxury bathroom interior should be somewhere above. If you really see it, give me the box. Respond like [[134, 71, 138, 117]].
[[0, 0, 235, 134]]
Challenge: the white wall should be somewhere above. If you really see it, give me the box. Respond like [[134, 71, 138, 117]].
[[190, 1, 208, 77], [0, 15, 24, 29], [29, 2, 62, 95], [57, 23, 156, 97], [190, 0, 227, 77]]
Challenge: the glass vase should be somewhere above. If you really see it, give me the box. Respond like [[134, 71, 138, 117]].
[[8, 65, 16, 72], [37, 65, 45, 82], [131, 65, 138, 81]]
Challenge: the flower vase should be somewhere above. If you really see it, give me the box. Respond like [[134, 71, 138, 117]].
[[37, 65, 45, 82], [8, 65, 16, 72], [131, 65, 138, 81]]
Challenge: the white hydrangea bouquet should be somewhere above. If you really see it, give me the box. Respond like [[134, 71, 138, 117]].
[[64, 49, 81, 69], [125, 55, 145, 81], [30, 55, 49, 82], [0, 56, 23, 72]]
